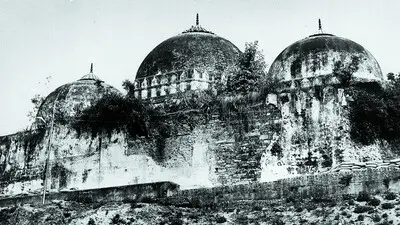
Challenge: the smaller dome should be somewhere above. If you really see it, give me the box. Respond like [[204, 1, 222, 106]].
[[268, 21, 383, 84], [36, 65, 121, 123]]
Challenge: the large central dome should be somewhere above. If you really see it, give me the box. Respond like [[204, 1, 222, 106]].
[[136, 15, 240, 80]]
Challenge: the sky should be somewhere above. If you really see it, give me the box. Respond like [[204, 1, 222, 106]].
[[0, 0, 399, 135]]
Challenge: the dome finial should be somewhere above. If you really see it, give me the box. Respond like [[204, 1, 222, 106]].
[[318, 18, 323, 33], [182, 14, 214, 34], [90, 63, 93, 73]]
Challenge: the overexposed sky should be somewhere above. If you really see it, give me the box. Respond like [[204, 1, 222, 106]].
[[0, 0, 399, 135]]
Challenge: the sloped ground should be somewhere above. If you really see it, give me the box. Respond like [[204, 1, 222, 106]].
[[1, 191, 400, 225]]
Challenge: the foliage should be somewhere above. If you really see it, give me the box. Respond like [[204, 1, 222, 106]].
[[27, 76, 52, 122], [381, 202, 394, 210], [356, 191, 372, 202], [348, 74, 400, 148], [21, 128, 46, 163], [354, 205, 374, 213], [0, 206, 17, 224], [122, 79, 135, 96], [27, 94, 45, 122], [226, 41, 269, 95], [368, 197, 381, 207], [110, 214, 126, 224], [338, 174, 353, 186], [332, 55, 360, 86], [88, 218, 96, 225], [160, 89, 218, 115], [72, 92, 152, 138], [384, 192, 397, 200], [270, 143, 283, 158], [215, 215, 227, 223]]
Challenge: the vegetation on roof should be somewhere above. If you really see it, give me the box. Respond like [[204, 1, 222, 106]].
[[349, 73, 400, 152]]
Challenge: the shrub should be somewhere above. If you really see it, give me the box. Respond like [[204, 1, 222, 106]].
[[356, 191, 371, 202], [73, 93, 153, 138], [348, 76, 400, 148], [372, 214, 381, 222], [357, 215, 364, 221], [295, 207, 303, 212], [382, 203, 395, 209], [286, 196, 296, 203], [271, 217, 285, 225], [88, 218, 96, 225], [252, 205, 263, 211], [342, 194, 354, 200], [111, 214, 126, 224], [334, 214, 340, 220], [130, 202, 144, 209], [63, 211, 71, 218], [305, 203, 317, 211], [379, 221, 391, 225], [216, 215, 227, 223], [368, 197, 381, 206], [385, 192, 397, 200], [339, 174, 353, 186], [354, 205, 374, 213], [384, 178, 391, 189], [140, 196, 157, 203], [188, 198, 203, 208]]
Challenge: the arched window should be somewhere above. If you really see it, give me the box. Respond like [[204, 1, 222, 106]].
[[151, 77, 158, 86], [171, 75, 177, 83], [141, 79, 148, 88]]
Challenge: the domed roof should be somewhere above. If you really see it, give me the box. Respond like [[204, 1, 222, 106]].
[[36, 64, 121, 123], [135, 15, 241, 80], [269, 25, 383, 83]]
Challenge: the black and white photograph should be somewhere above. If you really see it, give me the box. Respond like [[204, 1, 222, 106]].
[[0, 0, 399, 224]]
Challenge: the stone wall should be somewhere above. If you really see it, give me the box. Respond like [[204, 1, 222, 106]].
[[1, 167, 400, 211], [0, 181, 179, 207], [171, 167, 400, 206], [0, 129, 47, 196], [0, 83, 388, 197], [262, 84, 384, 181]]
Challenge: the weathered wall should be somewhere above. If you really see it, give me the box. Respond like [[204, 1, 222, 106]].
[[2, 167, 400, 212], [172, 167, 400, 206], [0, 129, 47, 196], [0, 83, 388, 197], [261, 84, 384, 182], [0, 181, 179, 207]]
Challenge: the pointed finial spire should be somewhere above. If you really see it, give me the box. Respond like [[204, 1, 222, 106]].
[[196, 13, 199, 26], [90, 63, 93, 73], [318, 18, 322, 33]]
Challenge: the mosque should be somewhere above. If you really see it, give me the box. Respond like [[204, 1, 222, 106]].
[[0, 15, 385, 196]]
